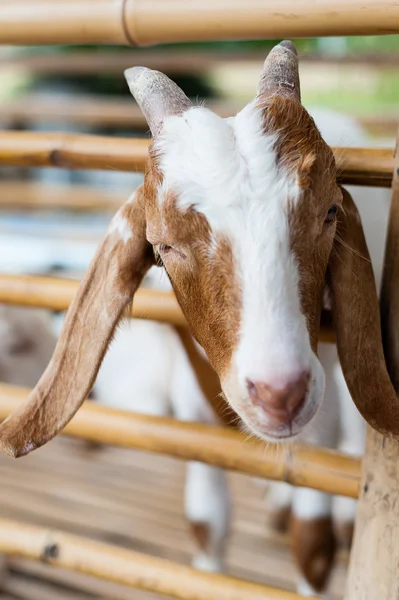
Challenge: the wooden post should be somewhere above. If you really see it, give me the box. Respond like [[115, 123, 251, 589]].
[[344, 134, 399, 598]]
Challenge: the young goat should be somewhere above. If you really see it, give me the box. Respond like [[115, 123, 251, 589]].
[[0, 40, 397, 596]]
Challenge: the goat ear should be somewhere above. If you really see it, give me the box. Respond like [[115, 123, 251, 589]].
[[0, 187, 154, 457], [327, 187, 399, 438], [125, 67, 192, 136], [257, 40, 301, 102]]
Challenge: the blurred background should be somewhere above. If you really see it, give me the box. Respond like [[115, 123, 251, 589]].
[[0, 36, 398, 600]]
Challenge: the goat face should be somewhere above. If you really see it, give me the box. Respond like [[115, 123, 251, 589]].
[[138, 44, 340, 441], [2, 42, 399, 458]]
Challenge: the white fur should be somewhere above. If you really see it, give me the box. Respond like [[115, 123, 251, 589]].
[[185, 461, 230, 572], [107, 212, 133, 243], [292, 489, 332, 520], [297, 577, 327, 598]]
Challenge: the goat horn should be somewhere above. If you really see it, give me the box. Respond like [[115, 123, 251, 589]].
[[125, 67, 193, 137], [257, 40, 301, 102]]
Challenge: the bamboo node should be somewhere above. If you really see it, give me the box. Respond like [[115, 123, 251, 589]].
[[41, 542, 60, 561]]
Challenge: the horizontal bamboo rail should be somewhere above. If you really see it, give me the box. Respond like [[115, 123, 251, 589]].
[[0, 132, 393, 188], [0, 383, 360, 497], [6, 97, 396, 141], [0, 274, 186, 326], [0, 274, 336, 342], [0, 132, 148, 172], [1, 97, 397, 141], [358, 115, 398, 138], [1, 0, 399, 46], [0, 518, 305, 600], [0, 181, 124, 211], [4, 51, 399, 79], [0, 96, 236, 130]]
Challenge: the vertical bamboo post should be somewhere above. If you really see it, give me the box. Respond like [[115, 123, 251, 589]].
[[344, 133, 399, 599]]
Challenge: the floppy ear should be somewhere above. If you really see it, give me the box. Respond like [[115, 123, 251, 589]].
[[0, 186, 154, 457], [328, 187, 399, 438]]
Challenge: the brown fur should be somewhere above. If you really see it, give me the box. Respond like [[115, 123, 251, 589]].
[[0, 189, 154, 457], [328, 189, 399, 437], [267, 505, 292, 533], [260, 97, 341, 353], [291, 516, 336, 593], [175, 327, 236, 427], [189, 522, 211, 554], [145, 162, 241, 378]]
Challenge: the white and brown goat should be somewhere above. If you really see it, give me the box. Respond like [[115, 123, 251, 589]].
[[0, 41, 397, 596]]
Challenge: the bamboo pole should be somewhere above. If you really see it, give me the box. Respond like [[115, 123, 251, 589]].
[[0, 96, 397, 141], [0, 275, 186, 326], [0, 181, 124, 212], [0, 132, 148, 172], [0, 0, 129, 46], [344, 134, 399, 598], [0, 97, 236, 130], [1, 0, 399, 46], [0, 132, 393, 188], [0, 383, 360, 497], [0, 518, 305, 600], [3, 97, 395, 141], [0, 274, 336, 342], [3, 51, 399, 79]]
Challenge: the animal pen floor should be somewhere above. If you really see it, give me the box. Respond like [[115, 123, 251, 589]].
[[0, 436, 348, 599]]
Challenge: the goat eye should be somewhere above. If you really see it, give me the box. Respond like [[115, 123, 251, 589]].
[[158, 244, 187, 260], [159, 244, 173, 254], [325, 204, 338, 224]]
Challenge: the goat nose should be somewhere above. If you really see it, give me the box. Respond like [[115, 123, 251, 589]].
[[246, 371, 310, 419]]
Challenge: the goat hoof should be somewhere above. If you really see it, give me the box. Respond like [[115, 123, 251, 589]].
[[192, 554, 224, 573]]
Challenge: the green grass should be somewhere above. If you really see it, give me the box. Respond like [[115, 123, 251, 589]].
[[302, 70, 399, 115]]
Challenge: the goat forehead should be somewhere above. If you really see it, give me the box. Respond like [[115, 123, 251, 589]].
[[155, 103, 300, 232]]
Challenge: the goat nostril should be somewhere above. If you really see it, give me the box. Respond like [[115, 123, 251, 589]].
[[246, 379, 258, 399], [246, 371, 310, 420]]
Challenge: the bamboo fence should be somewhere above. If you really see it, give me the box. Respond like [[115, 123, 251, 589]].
[[0, 97, 236, 130], [0, 274, 336, 342], [1, 97, 396, 140], [0, 275, 186, 326], [1, 3, 398, 597], [0, 181, 124, 212], [0, 382, 360, 498], [4, 50, 399, 79], [0, 518, 306, 600], [0, 132, 393, 188], [1, 1, 399, 46]]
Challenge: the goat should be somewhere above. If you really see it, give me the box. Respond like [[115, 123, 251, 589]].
[[0, 41, 397, 596]]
